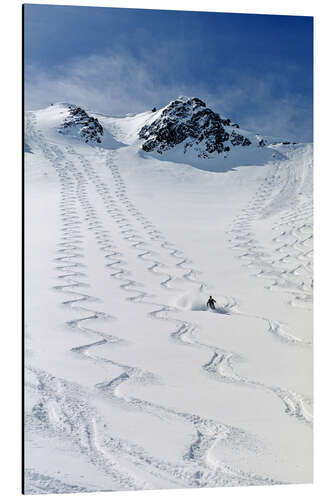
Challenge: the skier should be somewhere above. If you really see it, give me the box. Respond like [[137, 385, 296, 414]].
[[207, 295, 216, 310]]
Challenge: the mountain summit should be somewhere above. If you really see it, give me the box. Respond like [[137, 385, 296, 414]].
[[138, 97, 254, 158], [58, 104, 104, 143]]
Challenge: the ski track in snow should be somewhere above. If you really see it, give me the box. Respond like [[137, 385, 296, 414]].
[[24, 112, 312, 492], [228, 149, 313, 315], [67, 143, 313, 427]]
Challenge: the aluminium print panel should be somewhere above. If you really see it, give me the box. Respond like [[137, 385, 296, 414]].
[[24, 3, 313, 494]]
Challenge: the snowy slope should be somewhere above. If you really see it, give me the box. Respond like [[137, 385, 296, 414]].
[[24, 100, 313, 494]]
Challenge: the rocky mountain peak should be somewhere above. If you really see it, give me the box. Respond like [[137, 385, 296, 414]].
[[138, 97, 252, 158], [58, 105, 104, 144]]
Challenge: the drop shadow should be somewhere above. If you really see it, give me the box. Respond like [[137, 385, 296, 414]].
[[24, 142, 33, 153]]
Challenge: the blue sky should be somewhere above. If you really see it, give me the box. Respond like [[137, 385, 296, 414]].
[[24, 4, 313, 141]]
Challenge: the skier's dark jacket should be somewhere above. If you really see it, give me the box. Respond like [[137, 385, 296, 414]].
[[207, 297, 216, 309]]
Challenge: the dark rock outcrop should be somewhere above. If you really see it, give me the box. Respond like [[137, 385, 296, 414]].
[[59, 105, 103, 144], [230, 130, 251, 147], [139, 97, 251, 158]]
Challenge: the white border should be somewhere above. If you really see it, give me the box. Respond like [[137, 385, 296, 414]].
[[1, 1, 332, 499]]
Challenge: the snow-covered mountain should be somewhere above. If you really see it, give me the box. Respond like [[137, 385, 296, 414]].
[[45, 97, 293, 168], [24, 99, 313, 494], [42, 98, 296, 159], [139, 96, 252, 157]]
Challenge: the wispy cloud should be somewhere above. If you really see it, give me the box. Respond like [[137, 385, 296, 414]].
[[210, 73, 313, 141], [25, 50, 312, 141], [25, 49, 193, 114]]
